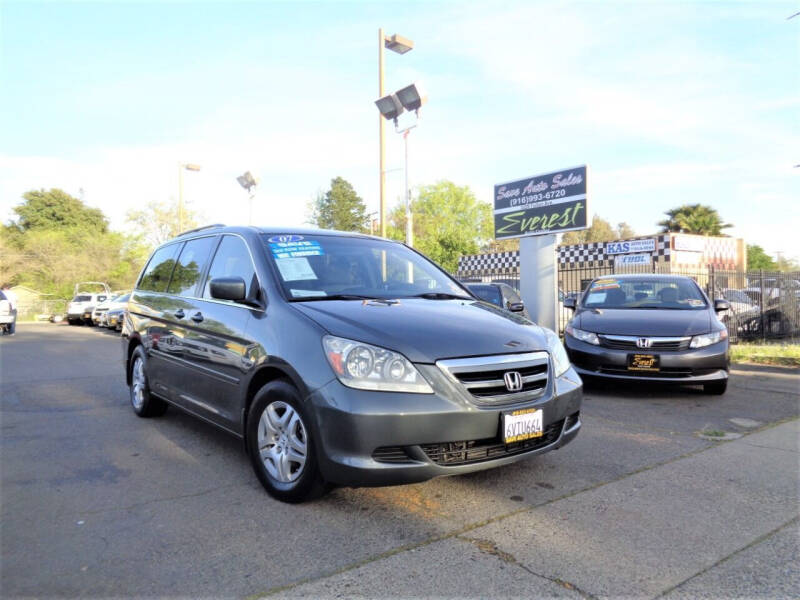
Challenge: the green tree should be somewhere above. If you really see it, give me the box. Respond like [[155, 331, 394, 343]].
[[309, 177, 368, 232], [126, 199, 199, 246], [12, 188, 108, 233], [775, 254, 800, 272], [388, 180, 492, 272], [561, 215, 617, 245], [658, 204, 732, 235], [616, 222, 636, 239], [3, 189, 149, 300], [746, 245, 777, 270]]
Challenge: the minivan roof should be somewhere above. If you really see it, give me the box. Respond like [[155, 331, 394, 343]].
[[174, 224, 389, 242]]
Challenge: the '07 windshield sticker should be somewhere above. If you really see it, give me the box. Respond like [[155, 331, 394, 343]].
[[269, 240, 324, 259]]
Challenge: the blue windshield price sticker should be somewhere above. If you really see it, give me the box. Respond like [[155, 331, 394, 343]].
[[269, 240, 324, 259]]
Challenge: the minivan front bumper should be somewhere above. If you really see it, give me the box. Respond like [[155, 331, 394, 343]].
[[306, 365, 583, 487]]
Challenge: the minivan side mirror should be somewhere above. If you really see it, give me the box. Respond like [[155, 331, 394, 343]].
[[210, 277, 247, 303], [564, 297, 576, 310], [508, 302, 525, 313], [714, 299, 730, 312]]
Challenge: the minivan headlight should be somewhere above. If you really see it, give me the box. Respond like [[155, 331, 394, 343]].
[[544, 328, 571, 378], [322, 335, 433, 394], [689, 329, 728, 349], [565, 324, 600, 345]]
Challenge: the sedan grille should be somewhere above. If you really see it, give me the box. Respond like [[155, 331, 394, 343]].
[[436, 352, 549, 406], [599, 335, 691, 351], [421, 419, 564, 466]]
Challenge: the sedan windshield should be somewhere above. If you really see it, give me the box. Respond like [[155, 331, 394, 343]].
[[582, 277, 707, 310], [261, 234, 471, 301]]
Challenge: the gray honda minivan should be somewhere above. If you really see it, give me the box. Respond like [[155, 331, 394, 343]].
[[122, 225, 582, 502]]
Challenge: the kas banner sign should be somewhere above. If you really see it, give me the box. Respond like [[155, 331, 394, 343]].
[[605, 238, 656, 255], [494, 165, 588, 240]]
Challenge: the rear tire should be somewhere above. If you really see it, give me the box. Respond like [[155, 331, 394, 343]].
[[246, 380, 329, 503], [129, 347, 168, 417], [703, 380, 727, 395]]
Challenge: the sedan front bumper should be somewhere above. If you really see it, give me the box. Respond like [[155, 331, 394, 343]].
[[565, 336, 729, 383], [306, 365, 583, 487]]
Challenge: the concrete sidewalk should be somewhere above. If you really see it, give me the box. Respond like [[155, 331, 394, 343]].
[[268, 419, 799, 599]]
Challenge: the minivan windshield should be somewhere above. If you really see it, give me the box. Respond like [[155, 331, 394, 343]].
[[261, 234, 471, 301], [581, 276, 707, 310]]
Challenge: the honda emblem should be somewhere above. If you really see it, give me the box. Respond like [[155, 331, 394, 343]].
[[636, 337, 652, 349], [503, 371, 523, 392]]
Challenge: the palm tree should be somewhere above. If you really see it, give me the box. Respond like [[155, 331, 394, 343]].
[[658, 204, 732, 235]]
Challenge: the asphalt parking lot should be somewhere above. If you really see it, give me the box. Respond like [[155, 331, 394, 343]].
[[1, 323, 798, 598]]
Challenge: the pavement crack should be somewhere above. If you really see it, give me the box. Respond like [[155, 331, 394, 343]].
[[458, 535, 597, 599], [253, 419, 799, 599], [75, 483, 240, 517], [653, 515, 800, 599]]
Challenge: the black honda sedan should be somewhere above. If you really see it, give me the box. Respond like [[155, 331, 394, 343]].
[[563, 274, 730, 394]]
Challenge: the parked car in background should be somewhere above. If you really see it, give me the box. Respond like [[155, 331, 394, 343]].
[[123, 225, 582, 502], [106, 307, 125, 331], [67, 285, 110, 325], [563, 274, 730, 394], [0, 290, 14, 335], [465, 282, 529, 319], [95, 293, 130, 327]]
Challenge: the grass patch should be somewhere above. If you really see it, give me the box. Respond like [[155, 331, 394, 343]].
[[701, 429, 726, 438], [730, 344, 800, 367]]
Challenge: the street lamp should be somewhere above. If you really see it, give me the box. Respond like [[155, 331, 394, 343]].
[[378, 29, 414, 240], [375, 81, 428, 248], [237, 171, 258, 225], [178, 163, 201, 233]]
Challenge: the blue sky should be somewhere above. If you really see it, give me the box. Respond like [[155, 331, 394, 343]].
[[1, 0, 798, 259]]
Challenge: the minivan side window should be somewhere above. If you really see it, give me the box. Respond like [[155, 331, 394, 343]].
[[167, 236, 218, 297], [138, 244, 181, 292], [203, 235, 257, 302]]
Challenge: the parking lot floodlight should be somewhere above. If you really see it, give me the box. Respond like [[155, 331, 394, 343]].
[[237, 171, 257, 192], [375, 93, 405, 122], [395, 82, 427, 114], [384, 33, 414, 54]]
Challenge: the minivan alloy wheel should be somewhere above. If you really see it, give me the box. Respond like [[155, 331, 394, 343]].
[[257, 401, 307, 483], [131, 357, 146, 411]]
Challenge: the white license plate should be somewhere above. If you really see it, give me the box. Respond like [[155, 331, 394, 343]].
[[502, 408, 543, 444]]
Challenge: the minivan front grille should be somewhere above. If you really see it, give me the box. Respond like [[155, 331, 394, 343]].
[[436, 352, 549, 406], [421, 419, 564, 466]]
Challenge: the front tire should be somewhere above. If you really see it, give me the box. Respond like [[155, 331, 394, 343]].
[[246, 380, 329, 503], [703, 380, 728, 395], [129, 347, 168, 417]]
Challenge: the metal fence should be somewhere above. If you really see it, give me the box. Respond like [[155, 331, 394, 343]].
[[458, 265, 800, 344]]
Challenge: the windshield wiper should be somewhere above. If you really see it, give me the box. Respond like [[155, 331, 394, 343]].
[[410, 292, 474, 300], [290, 294, 381, 302]]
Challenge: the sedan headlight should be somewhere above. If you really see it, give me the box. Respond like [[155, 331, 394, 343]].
[[544, 328, 571, 377], [322, 335, 433, 394], [689, 329, 728, 349], [565, 324, 600, 346]]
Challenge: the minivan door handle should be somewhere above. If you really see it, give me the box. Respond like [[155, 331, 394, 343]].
[[174, 309, 185, 319], [191, 312, 204, 323]]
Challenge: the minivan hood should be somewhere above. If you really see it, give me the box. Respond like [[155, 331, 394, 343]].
[[291, 299, 549, 363], [576, 308, 711, 336]]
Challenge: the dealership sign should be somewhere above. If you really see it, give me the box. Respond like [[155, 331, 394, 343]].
[[614, 253, 651, 267], [494, 165, 588, 239], [605, 238, 656, 255], [673, 235, 705, 252]]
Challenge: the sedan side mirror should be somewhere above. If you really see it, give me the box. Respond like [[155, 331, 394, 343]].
[[210, 277, 247, 303], [508, 302, 525, 313], [714, 299, 730, 312], [564, 297, 576, 310]]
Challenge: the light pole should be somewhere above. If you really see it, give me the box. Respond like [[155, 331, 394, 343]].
[[178, 163, 201, 232], [378, 30, 414, 239], [236, 171, 258, 225], [375, 82, 427, 248]]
